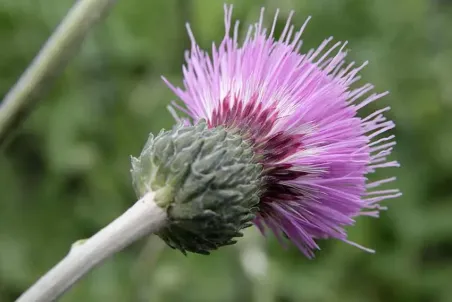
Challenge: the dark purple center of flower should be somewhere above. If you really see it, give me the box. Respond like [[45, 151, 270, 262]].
[[208, 94, 307, 211]]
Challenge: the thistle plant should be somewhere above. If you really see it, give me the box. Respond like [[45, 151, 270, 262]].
[[16, 4, 400, 302], [157, 5, 401, 257]]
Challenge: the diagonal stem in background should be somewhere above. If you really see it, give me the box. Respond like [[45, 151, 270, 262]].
[[0, 0, 118, 147]]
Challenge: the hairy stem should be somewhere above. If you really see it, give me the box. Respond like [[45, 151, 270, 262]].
[[0, 0, 118, 146], [16, 192, 167, 302]]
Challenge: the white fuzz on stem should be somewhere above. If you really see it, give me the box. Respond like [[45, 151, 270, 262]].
[[17, 192, 167, 302]]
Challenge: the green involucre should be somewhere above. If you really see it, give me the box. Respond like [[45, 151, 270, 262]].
[[130, 120, 263, 254]]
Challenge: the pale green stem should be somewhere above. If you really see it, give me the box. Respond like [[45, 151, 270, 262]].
[[16, 192, 167, 302], [0, 0, 118, 146]]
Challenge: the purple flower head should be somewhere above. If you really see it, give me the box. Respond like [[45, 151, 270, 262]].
[[163, 5, 401, 258]]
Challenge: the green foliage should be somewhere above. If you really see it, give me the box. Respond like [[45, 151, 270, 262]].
[[1, 0, 452, 301]]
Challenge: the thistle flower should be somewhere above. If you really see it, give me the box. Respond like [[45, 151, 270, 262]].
[[133, 5, 400, 258], [18, 5, 403, 302]]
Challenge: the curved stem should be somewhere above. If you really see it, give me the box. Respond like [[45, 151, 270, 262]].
[[0, 0, 118, 146], [16, 192, 167, 302]]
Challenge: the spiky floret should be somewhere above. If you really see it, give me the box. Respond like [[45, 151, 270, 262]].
[[163, 5, 401, 257]]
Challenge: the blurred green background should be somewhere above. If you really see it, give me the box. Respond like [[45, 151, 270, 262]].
[[1, 0, 452, 301]]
